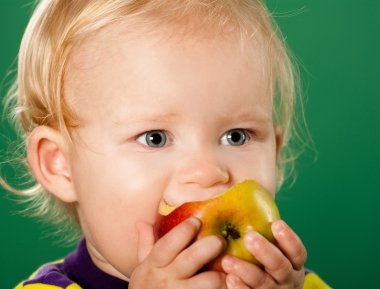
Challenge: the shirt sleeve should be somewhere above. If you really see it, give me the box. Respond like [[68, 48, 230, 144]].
[[303, 272, 332, 289], [14, 260, 83, 289]]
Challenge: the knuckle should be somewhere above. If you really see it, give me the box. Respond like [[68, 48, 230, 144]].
[[255, 273, 269, 288], [272, 258, 292, 273], [130, 264, 155, 286], [156, 278, 170, 289], [186, 247, 201, 264], [293, 246, 308, 265]]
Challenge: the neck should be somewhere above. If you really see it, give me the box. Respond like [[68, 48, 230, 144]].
[[86, 239, 130, 282]]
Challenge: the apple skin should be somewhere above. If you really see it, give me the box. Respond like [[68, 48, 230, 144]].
[[157, 180, 280, 272]]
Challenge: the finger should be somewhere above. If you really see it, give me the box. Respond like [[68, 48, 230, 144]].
[[184, 271, 227, 289], [244, 231, 294, 284], [272, 220, 307, 270], [222, 255, 274, 288], [172, 235, 226, 278], [226, 274, 250, 289], [136, 221, 155, 262], [149, 216, 201, 267]]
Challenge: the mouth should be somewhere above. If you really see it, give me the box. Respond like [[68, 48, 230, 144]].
[[158, 187, 233, 216], [158, 199, 178, 216]]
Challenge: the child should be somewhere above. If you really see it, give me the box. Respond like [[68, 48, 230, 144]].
[[1, 0, 331, 288]]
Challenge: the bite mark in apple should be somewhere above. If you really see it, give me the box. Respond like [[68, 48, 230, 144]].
[[157, 180, 280, 272]]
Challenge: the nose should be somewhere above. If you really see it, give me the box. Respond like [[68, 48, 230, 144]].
[[175, 149, 230, 189]]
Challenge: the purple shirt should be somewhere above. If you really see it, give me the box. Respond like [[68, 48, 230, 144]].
[[20, 239, 129, 289]]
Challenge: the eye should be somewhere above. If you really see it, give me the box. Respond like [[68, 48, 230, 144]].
[[220, 129, 250, 146], [136, 130, 167, 147]]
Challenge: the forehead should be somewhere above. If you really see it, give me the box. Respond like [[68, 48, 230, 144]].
[[63, 19, 272, 125]]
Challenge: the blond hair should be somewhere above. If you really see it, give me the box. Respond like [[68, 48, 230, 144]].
[[1, 0, 307, 243]]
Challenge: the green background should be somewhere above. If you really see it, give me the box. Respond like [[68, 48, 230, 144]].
[[1, 0, 379, 288]]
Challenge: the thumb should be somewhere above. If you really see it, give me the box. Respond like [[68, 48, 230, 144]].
[[136, 221, 156, 262]]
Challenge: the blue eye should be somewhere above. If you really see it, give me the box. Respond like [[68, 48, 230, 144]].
[[136, 131, 167, 147], [220, 129, 250, 146]]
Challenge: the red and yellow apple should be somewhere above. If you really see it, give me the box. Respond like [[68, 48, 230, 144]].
[[157, 180, 280, 272]]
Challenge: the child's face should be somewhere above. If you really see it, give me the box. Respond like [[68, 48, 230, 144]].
[[64, 23, 281, 278]]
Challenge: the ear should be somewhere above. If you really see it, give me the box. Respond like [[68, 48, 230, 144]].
[[274, 125, 283, 162], [27, 126, 77, 203]]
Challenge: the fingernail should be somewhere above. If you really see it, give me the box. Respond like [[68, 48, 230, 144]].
[[245, 231, 261, 243], [272, 220, 286, 234], [187, 216, 201, 229], [244, 231, 261, 250], [222, 255, 235, 271], [216, 235, 227, 249]]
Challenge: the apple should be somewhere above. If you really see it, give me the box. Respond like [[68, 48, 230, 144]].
[[157, 180, 280, 272]]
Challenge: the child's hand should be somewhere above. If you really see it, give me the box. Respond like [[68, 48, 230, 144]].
[[129, 217, 228, 289], [221, 220, 307, 289]]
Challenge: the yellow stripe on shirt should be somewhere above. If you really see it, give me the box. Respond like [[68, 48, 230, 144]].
[[304, 272, 332, 289], [28, 260, 65, 279], [15, 283, 82, 289], [15, 284, 63, 289]]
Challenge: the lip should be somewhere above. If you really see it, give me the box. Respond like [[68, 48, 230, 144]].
[[158, 199, 178, 216]]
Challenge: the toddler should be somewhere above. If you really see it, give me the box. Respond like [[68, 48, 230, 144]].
[[1, 0, 331, 288]]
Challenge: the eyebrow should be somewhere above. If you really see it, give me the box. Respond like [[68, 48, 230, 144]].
[[219, 110, 272, 124], [111, 112, 180, 127]]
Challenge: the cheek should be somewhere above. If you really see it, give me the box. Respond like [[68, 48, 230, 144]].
[[72, 145, 169, 204], [72, 150, 166, 229], [69, 149, 170, 274]]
